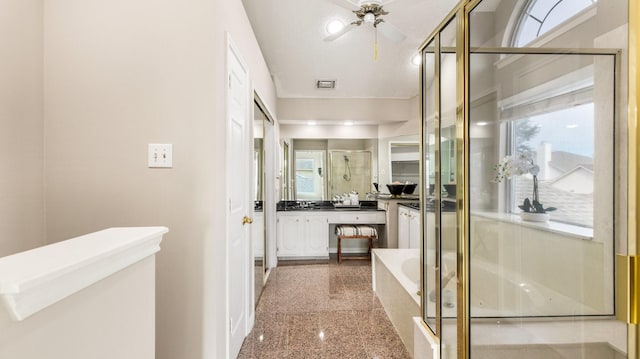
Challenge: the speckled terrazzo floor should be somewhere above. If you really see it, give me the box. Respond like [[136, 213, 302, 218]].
[[237, 260, 411, 359]]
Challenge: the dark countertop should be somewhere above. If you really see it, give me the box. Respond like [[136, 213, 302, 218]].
[[399, 200, 456, 212], [376, 194, 419, 201], [398, 202, 420, 210], [277, 200, 383, 212]]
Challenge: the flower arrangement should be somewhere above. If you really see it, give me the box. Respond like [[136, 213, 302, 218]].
[[494, 151, 557, 214]]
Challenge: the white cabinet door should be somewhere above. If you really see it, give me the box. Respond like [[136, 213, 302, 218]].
[[408, 208, 420, 249], [304, 215, 329, 257], [397, 207, 410, 249], [277, 215, 304, 257]]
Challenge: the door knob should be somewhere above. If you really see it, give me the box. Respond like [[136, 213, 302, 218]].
[[242, 216, 253, 225]]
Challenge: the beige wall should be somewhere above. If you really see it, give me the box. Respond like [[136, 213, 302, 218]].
[[0, 0, 45, 257], [43, 1, 276, 359], [377, 95, 420, 138], [280, 124, 379, 138], [278, 97, 411, 124]]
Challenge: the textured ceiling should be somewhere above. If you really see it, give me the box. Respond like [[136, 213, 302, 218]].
[[241, 0, 457, 99]]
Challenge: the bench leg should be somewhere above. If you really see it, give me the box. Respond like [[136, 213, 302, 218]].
[[338, 236, 342, 263]]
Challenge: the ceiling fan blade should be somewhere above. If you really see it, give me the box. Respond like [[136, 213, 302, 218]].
[[323, 23, 357, 41], [376, 20, 406, 42]]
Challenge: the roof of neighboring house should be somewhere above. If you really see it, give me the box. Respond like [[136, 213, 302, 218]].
[[549, 151, 594, 172], [515, 177, 593, 228], [548, 165, 594, 185]]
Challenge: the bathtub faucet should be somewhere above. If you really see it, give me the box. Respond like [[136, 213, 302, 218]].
[[441, 269, 456, 288], [428, 270, 457, 308]]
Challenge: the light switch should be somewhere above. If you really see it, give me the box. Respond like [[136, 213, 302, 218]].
[[148, 144, 173, 168]]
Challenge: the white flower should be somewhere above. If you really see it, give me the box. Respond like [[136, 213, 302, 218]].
[[494, 151, 538, 182]]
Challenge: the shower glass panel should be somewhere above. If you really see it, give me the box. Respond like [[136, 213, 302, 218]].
[[329, 151, 372, 199], [422, 39, 437, 333], [467, 0, 624, 357], [439, 16, 458, 359]]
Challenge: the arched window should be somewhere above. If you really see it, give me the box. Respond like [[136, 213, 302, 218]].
[[513, 0, 596, 47]]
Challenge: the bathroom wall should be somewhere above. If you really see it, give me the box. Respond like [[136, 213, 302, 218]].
[[278, 97, 411, 124], [280, 124, 378, 139], [43, 1, 276, 358], [0, 0, 45, 257]]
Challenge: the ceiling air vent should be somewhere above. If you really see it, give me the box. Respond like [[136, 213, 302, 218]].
[[316, 80, 336, 89]]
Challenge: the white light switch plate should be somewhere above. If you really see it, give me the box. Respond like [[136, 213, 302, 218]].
[[148, 144, 173, 168]]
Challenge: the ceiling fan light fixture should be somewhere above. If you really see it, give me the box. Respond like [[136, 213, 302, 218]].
[[363, 12, 375, 24], [326, 19, 344, 35]]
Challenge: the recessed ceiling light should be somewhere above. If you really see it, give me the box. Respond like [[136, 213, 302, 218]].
[[566, 124, 578, 129], [307, 121, 317, 126], [477, 121, 488, 126], [344, 121, 354, 126], [326, 19, 344, 35], [316, 80, 336, 89], [411, 54, 421, 66]]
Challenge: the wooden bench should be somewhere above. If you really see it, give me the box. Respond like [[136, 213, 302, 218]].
[[335, 224, 378, 263]]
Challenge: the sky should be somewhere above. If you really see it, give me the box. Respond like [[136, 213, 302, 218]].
[[521, 103, 595, 158]]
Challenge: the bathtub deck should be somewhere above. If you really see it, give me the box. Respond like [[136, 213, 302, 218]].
[[372, 249, 420, 357], [373, 249, 627, 359]]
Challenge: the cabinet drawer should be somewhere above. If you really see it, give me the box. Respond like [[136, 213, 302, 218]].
[[333, 211, 385, 224]]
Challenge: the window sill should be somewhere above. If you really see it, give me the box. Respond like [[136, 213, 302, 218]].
[[472, 211, 593, 241]]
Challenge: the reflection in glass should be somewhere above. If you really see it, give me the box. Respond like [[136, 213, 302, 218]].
[[439, 16, 457, 359], [422, 40, 437, 333], [287, 139, 378, 200], [390, 143, 419, 184], [252, 102, 265, 307], [294, 150, 326, 200], [329, 150, 372, 199]]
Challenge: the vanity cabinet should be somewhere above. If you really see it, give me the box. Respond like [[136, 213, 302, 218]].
[[398, 206, 420, 249], [378, 199, 418, 248], [276, 212, 329, 258], [304, 215, 330, 257]]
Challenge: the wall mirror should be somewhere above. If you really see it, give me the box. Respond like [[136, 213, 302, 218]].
[[252, 95, 274, 306], [281, 139, 378, 200], [378, 134, 419, 189], [389, 141, 419, 184]]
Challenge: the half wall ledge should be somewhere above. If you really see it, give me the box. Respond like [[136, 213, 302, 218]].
[[0, 226, 168, 321]]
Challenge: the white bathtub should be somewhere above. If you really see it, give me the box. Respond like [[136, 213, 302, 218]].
[[372, 249, 421, 358], [373, 249, 627, 359], [425, 251, 603, 318]]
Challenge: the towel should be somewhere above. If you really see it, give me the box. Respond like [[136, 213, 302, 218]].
[[335, 225, 377, 237]]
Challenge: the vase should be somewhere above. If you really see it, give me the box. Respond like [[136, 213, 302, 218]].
[[520, 212, 550, 222]]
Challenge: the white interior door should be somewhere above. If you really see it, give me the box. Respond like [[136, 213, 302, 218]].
[[226, 35, 251, 359]]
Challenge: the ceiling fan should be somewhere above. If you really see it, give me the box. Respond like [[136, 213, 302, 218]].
[[324, 0, 407, 43]]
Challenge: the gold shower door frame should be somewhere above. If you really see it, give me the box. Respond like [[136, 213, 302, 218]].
[[417, 0, 639, 357]]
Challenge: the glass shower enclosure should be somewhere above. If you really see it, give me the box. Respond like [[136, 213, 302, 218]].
[[419, 0, 633, 357]]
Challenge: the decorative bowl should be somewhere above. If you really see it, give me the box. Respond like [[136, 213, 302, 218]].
[[386, 184, 405, 196], [402, 183, 417, 194]]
